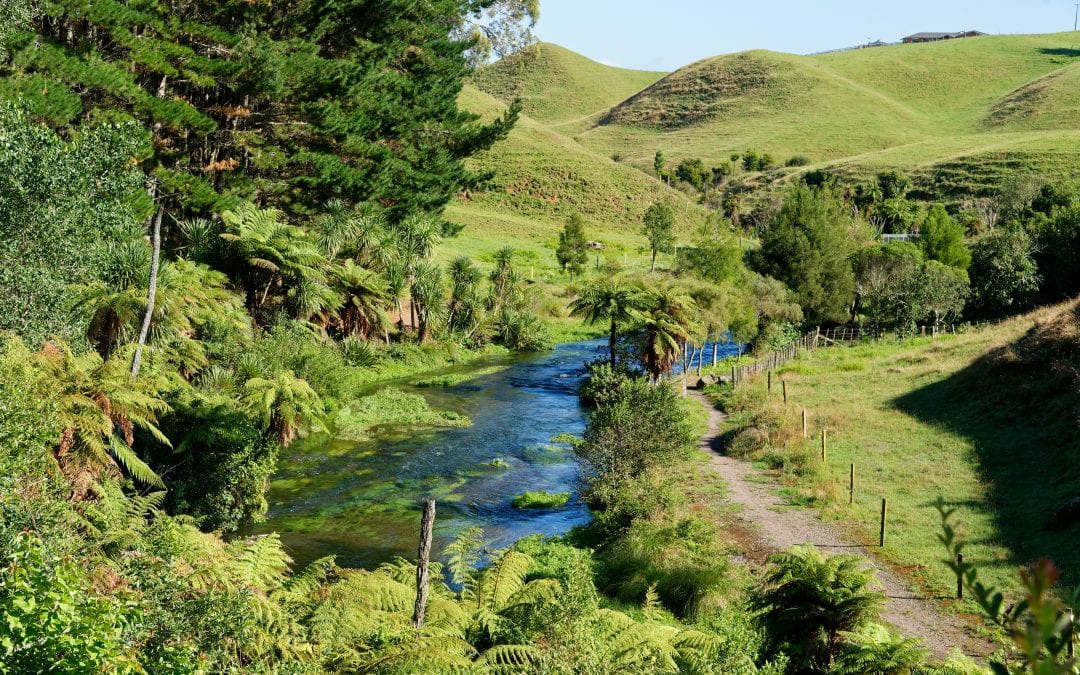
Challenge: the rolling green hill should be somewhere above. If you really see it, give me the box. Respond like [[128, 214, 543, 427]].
[[443, 85, 708, 274], [447, 33, 1079, 274], [472, 42, 665, 133]]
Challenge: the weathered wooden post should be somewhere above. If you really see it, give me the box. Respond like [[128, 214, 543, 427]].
[[412, 499, 436, 628], [956, 553, 964, 600], [802, 409, 808, 439], [767, 370, 772, 393], [1067, 607, 1074, 658], [820, 428, 827, 463], [782, 380, 788, 404], [731, 365, 737, 388], [879, 498, 888, 547], [849, 463, 855, 504]]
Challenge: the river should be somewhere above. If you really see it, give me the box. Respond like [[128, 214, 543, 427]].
[[256, 339, 607, 570]]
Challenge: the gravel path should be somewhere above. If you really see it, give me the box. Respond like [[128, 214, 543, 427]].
[[691, 391, 996, 661]]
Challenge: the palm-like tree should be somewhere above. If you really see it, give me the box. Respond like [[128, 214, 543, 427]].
[[446, 256, 484, 336], [635, 285, 699, 383], [411, 262, 445, 344], [35, 342, 169, 499], [241, 370, 326, 447], [79, 240, 152, 358], [752, 546, 885, 671], [330, 260, 391, 341], [220, 203, 326, 315], [569, 278, 645, 367]]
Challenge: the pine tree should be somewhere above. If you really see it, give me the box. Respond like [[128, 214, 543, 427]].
[[556, 213, 589, 281]]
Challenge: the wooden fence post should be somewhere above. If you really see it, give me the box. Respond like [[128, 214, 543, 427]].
[[412, 499, 436, 628], [802, 409, 808, 439], [849, 463, 855, 505], [957, 553, 964, 600], [767, 370, 772, 393], [731, 365, 737, 388], [879, 498, 888, 547], [1067, 607, 1074, 658], [782, 380, 788, 404], [820, 428, 827, 463]]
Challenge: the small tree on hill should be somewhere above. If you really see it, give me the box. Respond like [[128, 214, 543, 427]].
[[920, 205, 971, 271], [642, 202, 676, 272], [556, 213, 589, 281], [654, 150, 667, 183]]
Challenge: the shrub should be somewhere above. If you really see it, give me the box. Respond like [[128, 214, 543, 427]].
[[785, 155, 810, 167]]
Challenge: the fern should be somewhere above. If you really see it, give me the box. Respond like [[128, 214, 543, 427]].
[[476, 644, 541, 668], [445, 526, 484, 600], [476, 550, 532, 612], [107, 434, 164, 487], [357, 635, 477, 673], [228, 534, 292, 592]]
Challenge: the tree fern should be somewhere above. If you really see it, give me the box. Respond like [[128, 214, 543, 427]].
[[476, 550, 532, 612], [228, 534, 292, 592], [107, 435, 164, 488]]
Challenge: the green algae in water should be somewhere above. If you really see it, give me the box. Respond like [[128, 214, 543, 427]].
[[512, 491, 570, 509], [335, 387, 470, 439]]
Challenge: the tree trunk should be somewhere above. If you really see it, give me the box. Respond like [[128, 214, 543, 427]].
[[711, 338, 719, 367], [609, 319, 617, 367], [131, 204, 163, 379], [412, 499, 436, 629], [650, 249, 657, 272]]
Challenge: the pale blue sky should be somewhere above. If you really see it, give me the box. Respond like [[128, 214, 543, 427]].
[[534, 0, 1080, 71]]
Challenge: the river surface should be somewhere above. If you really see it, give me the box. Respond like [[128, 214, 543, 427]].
[[256, 339, 607, 570]]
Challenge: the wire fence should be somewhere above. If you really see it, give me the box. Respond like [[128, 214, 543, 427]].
[[728, 317, 1019, 387]]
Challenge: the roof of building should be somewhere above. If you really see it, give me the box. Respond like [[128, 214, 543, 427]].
[[904, 31, 986, 40]]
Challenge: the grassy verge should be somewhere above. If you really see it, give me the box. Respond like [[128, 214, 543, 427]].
[[712, 307, 1080, 612]]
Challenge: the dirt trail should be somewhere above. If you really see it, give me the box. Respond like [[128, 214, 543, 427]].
[[690, 391, 996, 661]]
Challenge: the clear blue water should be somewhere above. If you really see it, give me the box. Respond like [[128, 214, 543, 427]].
[[257, 337, 742, 570]]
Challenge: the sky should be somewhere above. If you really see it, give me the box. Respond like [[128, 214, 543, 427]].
[[533, 0, 1080, 71]]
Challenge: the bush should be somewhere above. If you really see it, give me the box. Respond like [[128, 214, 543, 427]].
[[785, 155, 810, 167], [576, 376, 695, 507]]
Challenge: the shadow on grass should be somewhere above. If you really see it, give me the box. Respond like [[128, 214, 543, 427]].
[[893, 316, 1080, 584], [1039, 48, 1080, 58]]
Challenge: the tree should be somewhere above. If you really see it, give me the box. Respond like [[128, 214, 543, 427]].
[[674, 158, 707, 194], [241, 370, 325, 448], [5, 0, 521, 223], [653, 150, 666, 182], [330, 261, 392, 340], [753, 185, 862, 325], [753, 546, 885, 672], [970, 227, 1040, 315], [555, 214, 589, 281], [1033, 203, 1080, 301], [446, 256, 485, 336], [35, 342, 168, 499], [642, 202, 676, 272], [876, 170, 910, 200], [411, 262, 446, 344], [569, 278, 644, 366], [920, 205, 971, 271], [634, 286, 698, 383]]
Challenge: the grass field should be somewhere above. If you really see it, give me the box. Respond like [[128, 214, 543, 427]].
[[715, 302, 1080, 610], [469, 33, 1080, 211]]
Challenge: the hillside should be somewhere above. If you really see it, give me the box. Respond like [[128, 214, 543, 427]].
[[569, 33, 1080, 196], [717, 300, 1080, 603], [472, 42, 665, 132], [444, 85, 708, 273]]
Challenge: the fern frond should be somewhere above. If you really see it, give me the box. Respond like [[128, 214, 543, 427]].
[[228, 533, 292, 592], [108, 435, 164, 487], [477, 550, 532, 612], [357, 635, 476, 673], [476, 644, 541, 667]]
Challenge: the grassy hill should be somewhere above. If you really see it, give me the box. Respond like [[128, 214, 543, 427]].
[[575, 33, 1080, 195], [443, 85, 708, 276], [472, 42, 665, 133], [446, 33, 1080, 277], [716, 300, 1080, 604]]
